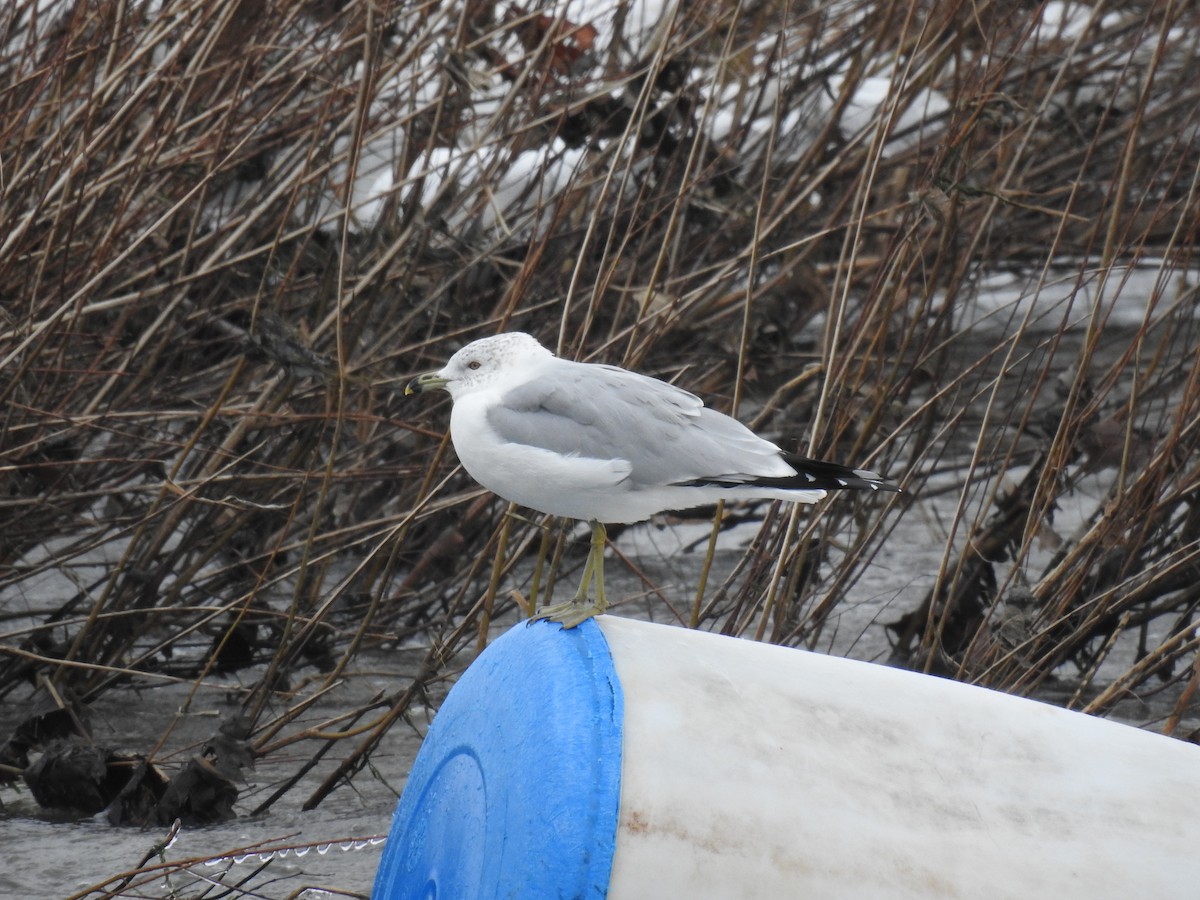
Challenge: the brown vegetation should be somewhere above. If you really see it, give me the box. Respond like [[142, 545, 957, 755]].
[[2, 2, 1199, 871]]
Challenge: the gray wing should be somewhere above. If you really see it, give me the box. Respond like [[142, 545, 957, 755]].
[[486, 357, 791, 487]]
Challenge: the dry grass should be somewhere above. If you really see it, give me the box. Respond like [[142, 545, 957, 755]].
[[3, 0, 1200, 834]]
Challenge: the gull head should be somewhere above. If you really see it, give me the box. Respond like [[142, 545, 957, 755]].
[[405, 332, 554, 400]]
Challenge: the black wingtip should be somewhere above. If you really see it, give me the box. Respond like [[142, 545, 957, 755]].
[[779, 453, 902, 493]]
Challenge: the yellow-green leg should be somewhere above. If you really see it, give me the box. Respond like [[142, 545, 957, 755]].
[[530, 522, 609, 628]]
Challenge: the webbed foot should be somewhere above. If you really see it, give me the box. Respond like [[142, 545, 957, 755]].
[[528, 598, 606, 629]]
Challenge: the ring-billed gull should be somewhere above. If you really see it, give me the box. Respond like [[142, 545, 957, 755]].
[[407, 333, 899, 627]]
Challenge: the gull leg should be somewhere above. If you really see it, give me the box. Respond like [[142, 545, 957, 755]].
[[573, 527, 600, 602], [589, 522, 607, 612], [530, 522, 609, 628]]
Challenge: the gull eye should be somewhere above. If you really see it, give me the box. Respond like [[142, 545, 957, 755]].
[[467, 360, 482, 370]]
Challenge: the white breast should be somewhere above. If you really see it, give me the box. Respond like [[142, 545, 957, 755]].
[[449, 391, 641, 521]]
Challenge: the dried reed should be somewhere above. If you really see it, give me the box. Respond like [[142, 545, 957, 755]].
[[3, 0, 1199, 848]]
